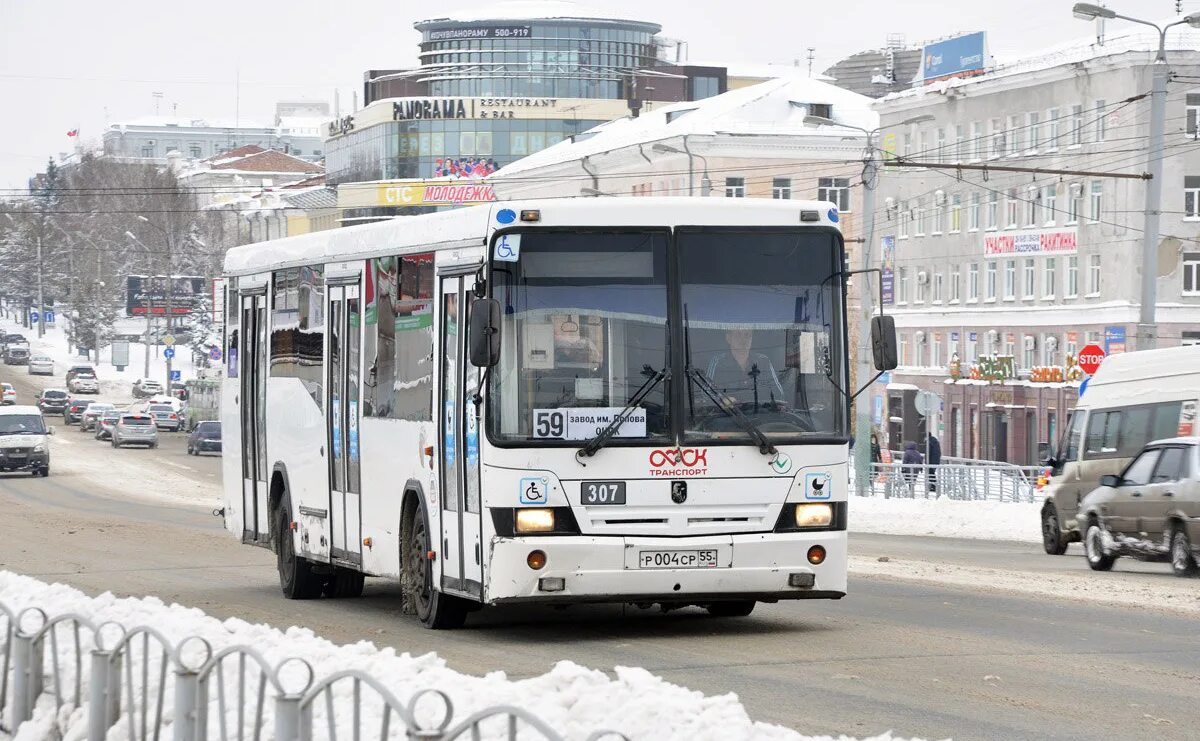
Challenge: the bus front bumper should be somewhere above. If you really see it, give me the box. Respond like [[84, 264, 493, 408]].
[[485, 531, 847, 604]]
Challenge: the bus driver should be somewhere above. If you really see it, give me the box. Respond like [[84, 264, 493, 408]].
[[704, 327, 785, 406]]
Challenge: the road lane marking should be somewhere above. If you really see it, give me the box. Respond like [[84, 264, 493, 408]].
[[160, 461, 195, 471]]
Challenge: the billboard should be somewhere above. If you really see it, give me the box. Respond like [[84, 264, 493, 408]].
[[880, 236, 896, 305], [983, 228, 1077, 257], [922, 32, 988, 83], [126, 275, 207, 316]]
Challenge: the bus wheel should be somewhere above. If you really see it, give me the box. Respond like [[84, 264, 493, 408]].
[[324, 567, 365, 598], [275, 495, 324, 599], [406, 504, 468, 629], [705, 600, 756, 617], [1041, 504, 1068, 555]]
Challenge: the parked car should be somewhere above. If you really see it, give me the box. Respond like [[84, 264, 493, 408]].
[[1077, 437, 1200, 577], [67, 370, 99, 394], [64, 398, 93, 425], [4, 345, 30, 365], [80, 402, 114, 431], [94, 410, 123, 440], [146, 403, 182, 432], [0, 405, 53, 476], [132, 378, 164, 398], [187, 421, 221, 455], [1, 383, 15, 405], [37, 389, 70, 416], [112, 413, 158, 448], [27, 355, 54, 376]]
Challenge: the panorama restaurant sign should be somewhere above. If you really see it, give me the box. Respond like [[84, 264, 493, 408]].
[[983, 228, 1077, 257]]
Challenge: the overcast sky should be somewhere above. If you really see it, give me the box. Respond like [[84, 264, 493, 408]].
[[2, 0, 1198, 191]]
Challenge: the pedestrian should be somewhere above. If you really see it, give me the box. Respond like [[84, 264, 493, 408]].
[[926, 432, 942, 493], [870, 431, 882, 464], [901, 441, 923, 497]]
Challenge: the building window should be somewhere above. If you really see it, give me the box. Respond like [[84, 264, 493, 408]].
[[1006, 188, 1019, 228], [986, 190, 998, 230], [956, 124, 967, 162], [1023, 337, 1035, 371], [1044, 257, 1056, 299], [817, 177, 850, 211], [1047, 107, 1061, 151], [899, 334, 909, 365], [725, 177, 745, 198], [1043, 184, 1057, 225], [903, 132, 912, 158], [932, 201, 945, 234], [772, 177, 792, 199], [1089, 254, 1102, 295], [936, 128, 947, 163], [1023, 258, 1036, 299], [933, 271, 944, 303], [1185, 176, 1200, 218], [1025, 186, 1039, 226], [914, 198, 926, 236], [898, 267, 909, 304], [989, 117, 1004, 159], [1094, 99, 1106, 142], [986, 261, 998, 300], [968, 192, 980, 231], [967, 332, 978, 362], [950, 265, 961, 302], [950, 194, 962, 232], [1187, 94, 1200, 139], [971, 121, 984, 161], [1007, 114, 1023, 155], [968, 263, 980, 301], [188, 144, 202, 158], [931, 334, 941, 367], [920, 130, 930, 161], [1004, 260, 1016, 300], [140, 144, 155, 158], [1067, 183, 1082, 224], [1070, 104, 1084, 146], [1027, 111, 1040, 152], [915, 268, 927, 303], [1089, 181, 1103, 222], [1184, 331, 1200, 346], [1184, 253, 1200, 295], [1067, 256, 1079, 298], [691, 76, 720, 100], [899, 200, 910, 239]]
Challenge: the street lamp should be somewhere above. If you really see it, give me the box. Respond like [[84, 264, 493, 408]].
[[1071, 4, 1200, 350], [804, 112, 932, 495], [651, 139, 712, 196], [125, 231, 155, 379]]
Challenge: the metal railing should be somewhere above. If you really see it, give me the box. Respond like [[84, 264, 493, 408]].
[[862, 460, 1041, 503], [0, 599, 629, 741]]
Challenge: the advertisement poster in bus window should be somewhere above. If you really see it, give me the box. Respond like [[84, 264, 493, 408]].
[[363, 254, 435, 419], [465, 408, 478, 466], [444, 399, 456, 464], [881, 236, 896, 305], [331, 399, 342, 459], [348, 401, 360, 461]]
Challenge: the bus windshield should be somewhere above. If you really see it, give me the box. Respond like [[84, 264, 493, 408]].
[[489, 230, 671, 444], [486, 227, 846, 445]]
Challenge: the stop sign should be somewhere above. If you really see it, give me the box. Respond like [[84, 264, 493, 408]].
[[1078, 344, 1106, 375]]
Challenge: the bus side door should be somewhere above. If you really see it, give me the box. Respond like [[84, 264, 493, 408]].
[[326, 279, 364, 565], [239, 290, 270, 545]]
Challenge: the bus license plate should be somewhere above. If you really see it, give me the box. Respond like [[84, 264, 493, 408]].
[[581, 481, 625, 505], [638, 550, 718, 569]]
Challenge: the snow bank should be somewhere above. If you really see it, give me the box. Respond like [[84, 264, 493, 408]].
[[849, 496, 1042, 543], [0, 572, 920, 741]]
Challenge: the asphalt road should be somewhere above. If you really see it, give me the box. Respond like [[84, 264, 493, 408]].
[[2, 362, 1199, 740]]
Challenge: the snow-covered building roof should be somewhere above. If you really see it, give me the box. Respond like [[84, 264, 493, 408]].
[[416, 1, 656, 27], [206, 149, 323, 175], [493, 75, 877, 177], [107, 116, 273, 131]]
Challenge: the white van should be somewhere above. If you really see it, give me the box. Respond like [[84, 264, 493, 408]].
[[1041, 345, 1200, 554]]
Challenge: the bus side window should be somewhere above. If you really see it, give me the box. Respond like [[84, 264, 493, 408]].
[[1101, 411, 1122, 454]]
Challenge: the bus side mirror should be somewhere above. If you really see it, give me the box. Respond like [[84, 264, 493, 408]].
[[870, 315, 898, 371], [469, 298, 501, 368]]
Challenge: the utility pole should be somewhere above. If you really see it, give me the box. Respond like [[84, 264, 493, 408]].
[[1138, 37, 1168, 351], [35, 233, 44, 339], [854, 139, 878, 497]]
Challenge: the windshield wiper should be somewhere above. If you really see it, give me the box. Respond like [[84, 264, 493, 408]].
[[577, 365, 669, 462], [686, 368, 777, 457]]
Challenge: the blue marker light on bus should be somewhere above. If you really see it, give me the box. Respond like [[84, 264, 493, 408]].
[[496, 208, 516, 224], [827, 208, 839, 223]]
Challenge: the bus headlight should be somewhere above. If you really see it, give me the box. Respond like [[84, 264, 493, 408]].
[[515, 508, 556, 533], [794, 503, 833, 528]]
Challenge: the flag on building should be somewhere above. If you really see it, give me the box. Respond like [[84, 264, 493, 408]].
[[67, 128, 79, 137]]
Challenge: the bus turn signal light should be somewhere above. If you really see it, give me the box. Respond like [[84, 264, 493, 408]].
[[807, 545, 826, 565], [527, 550, 547, 570]]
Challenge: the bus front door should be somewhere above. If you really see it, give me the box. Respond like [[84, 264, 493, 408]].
[[326, 281, 363, 565], [438, 275, 483, 598], [240, 291, 269, 545]]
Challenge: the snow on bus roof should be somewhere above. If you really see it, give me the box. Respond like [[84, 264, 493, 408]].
[[222, 197, 843, 276]]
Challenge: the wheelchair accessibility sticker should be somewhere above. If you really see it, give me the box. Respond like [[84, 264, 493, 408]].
[[805, 472, 832, 500], [494, 233, 521, 262], [520, 476, 549, 504]]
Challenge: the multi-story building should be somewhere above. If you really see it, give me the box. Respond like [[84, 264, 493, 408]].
[[327, 1, 731, 221], [103, 101, 329, 162], [872, 26, 1200, 464]]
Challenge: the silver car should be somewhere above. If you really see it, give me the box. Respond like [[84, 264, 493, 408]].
[[94, 410, 123, 440], [111, 414, 158, 448], [27, 355, 54, 375], [81, 403, 115, 432]]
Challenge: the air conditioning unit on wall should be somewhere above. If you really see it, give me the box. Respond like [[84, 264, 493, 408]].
[[1024, 335, 1036, 351], [917, 270, 930, 285]]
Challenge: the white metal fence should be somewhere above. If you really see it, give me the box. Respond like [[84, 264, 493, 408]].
[[0, 600, 628, 741], [859, 459, 1043, 503]]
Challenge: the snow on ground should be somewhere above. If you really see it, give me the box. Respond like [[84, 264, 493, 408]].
[[849, 496, 1042, 544], [0, 571, 922, 741]]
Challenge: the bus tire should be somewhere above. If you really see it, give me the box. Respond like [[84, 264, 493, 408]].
[[324, 567, 365, 598], [405, 502, 468, 629], [275, 494, 324, 599], [1041, 504, 1068, 555], [705, 600, 756, 617]]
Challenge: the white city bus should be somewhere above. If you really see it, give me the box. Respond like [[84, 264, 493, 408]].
[[220, 197, 894, 628]]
